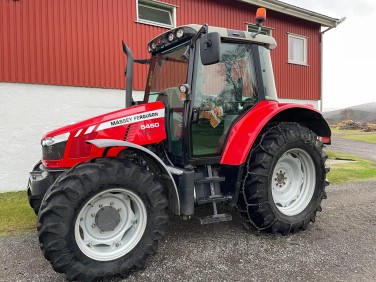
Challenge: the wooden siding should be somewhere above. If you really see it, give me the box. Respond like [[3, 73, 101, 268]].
[[0, 0, 321, 100]]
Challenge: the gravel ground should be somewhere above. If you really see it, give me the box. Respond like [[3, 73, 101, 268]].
[[1, 180, 376, 282], [329, 134, 376, 163]]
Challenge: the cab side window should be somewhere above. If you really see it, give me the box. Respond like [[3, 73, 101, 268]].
[[191, 43, 258, 157]]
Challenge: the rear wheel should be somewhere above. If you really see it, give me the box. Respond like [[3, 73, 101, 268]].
[[38, 158, 168, 281], [236, 123, 329, 235]]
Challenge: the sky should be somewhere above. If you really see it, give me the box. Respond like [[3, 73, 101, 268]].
[[282, 0, 376, 111]]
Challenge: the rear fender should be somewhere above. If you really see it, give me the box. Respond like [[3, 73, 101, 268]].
[[88, 139, 181, 215], [220, 101, 331, 165]]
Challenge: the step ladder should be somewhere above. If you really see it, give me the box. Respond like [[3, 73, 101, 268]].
[[198, 165, 232, 225]]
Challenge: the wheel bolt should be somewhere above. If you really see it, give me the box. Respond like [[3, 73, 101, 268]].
[[118, 208, 122, 212], [80, 217, 83, 221], [99, 204, 103, 208], [110, 202, 114, 206], [274, 178, 277, 181], [87, 243, 92, 248], [92, 224, 96, 228], [100, 230, 104, 234], [132, 218, 138, 225], [91, 213, 95, 217], [115, 242, 121, 247]]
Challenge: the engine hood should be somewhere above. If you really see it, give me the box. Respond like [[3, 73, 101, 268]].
[[42, 101, 166, 140], [41, 101, 167, 168]]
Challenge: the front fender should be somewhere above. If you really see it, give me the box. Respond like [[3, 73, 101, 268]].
[[88, 139, 181, 215], [220, 101, 331, 165]]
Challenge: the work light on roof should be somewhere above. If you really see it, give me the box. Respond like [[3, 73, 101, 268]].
[[167, 32, 175, 42], [150, 41, 157, 50], [175, 28, 184, 38]]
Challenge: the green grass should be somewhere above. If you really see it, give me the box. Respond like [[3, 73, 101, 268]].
[[342, 134, 376, 144], [0, 191, 36, 236], [330, 127, 376, 144], [330, 127, 363, 135], [325, 150, 376, 184]]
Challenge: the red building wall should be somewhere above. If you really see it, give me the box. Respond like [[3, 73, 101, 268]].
[[0, 0, 321, 100]]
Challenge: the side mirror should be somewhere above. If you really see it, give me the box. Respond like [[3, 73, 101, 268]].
[[200, 32, 220, 65]]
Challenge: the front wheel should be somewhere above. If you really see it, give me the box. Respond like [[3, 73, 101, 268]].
[[236, 123, 329, 235], [38, 158, 168, 281]]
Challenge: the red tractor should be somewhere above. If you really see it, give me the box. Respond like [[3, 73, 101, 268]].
[[28, 9, 330, 282]]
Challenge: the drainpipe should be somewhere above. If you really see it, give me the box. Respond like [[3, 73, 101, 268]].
[[320, 17, 346, 112]]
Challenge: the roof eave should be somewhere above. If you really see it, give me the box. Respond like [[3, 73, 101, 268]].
[[238, 0, 339, 27]]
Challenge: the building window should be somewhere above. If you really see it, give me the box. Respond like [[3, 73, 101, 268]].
[[247, 24, 272, 36], [137, 0, 176, 28], [288, 34, 307, 65]]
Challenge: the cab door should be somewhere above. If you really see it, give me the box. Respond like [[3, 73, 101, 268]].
[[190, 42, 259, 158]]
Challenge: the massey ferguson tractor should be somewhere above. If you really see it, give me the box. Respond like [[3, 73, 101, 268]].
[[27, 8, 330, 281]]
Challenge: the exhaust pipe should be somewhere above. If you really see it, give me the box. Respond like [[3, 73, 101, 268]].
[[122, 41, 134, 108]]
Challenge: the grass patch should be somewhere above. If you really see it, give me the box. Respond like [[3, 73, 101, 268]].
[[0, 191, 36, 236], [325, 150, 376, 184], [330, 127, 376, 144], [342, 134, 376, 144]]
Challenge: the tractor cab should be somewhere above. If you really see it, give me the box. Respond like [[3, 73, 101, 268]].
[[133, 24, 278, 166]]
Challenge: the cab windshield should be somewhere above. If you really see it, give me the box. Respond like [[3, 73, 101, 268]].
[[145, 42, 190, 107]]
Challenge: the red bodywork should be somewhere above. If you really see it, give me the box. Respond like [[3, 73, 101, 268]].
[[42, 101, 166, 169], [220, 100, 327, 165]]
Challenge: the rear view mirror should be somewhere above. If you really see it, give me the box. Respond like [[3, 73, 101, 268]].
[[200, 32, 220, 65]]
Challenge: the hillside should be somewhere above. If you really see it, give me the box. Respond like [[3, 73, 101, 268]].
[[324, 102, 376, 122]]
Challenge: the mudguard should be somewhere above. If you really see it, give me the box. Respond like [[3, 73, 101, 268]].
[[88, 139, 181, 215], [220, 100, 331, 165]]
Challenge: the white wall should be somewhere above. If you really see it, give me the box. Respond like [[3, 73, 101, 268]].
[[0, 83, 143, 192]]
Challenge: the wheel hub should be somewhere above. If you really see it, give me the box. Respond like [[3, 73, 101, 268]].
[[275, 170, 287, 187], [95, 206, 121, 232]]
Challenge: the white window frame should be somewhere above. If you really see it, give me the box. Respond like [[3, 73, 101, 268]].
[[288, 33, 308, 66], [246, 23, 272, 36], [136, 0, 176, 29]]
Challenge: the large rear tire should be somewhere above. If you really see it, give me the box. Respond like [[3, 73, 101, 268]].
[[38, 158, 168, 281], [236, 123, 329, 235]]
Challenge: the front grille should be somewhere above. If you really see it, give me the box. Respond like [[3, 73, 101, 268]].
[[42, 142, 67, 160]]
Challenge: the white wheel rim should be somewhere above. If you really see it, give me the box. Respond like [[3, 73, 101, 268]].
[[271, 148, 316, 216], [74, 188, 147, 261]]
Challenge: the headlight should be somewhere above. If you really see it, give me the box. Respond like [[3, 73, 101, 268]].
[[42, 132, 70, 160], [41, 133, 70, 146]]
